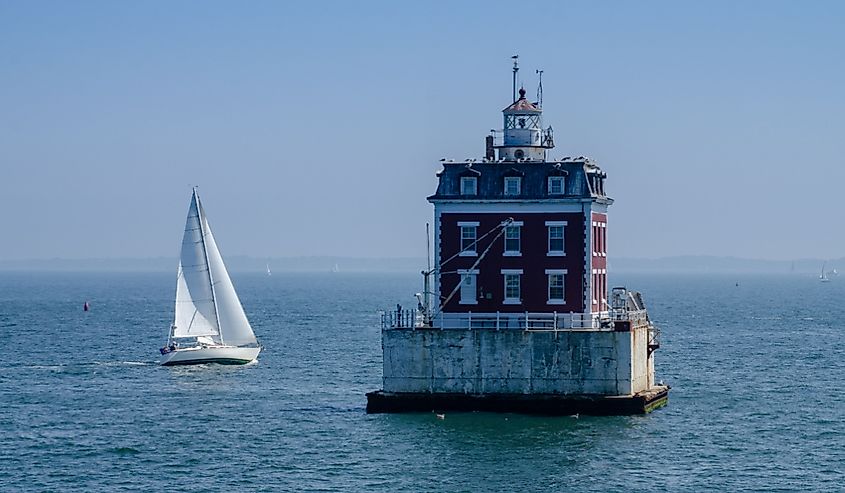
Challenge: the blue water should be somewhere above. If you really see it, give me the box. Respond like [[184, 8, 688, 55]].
[[0, 271, 843, 492]]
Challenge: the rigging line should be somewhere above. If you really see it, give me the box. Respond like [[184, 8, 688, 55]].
[[430, 218, 515, 275], [431, 219, 512, 320]]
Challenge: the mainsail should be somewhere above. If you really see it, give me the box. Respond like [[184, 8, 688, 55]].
[[173, 191, 219, 338], [172, 189, 257, 346]]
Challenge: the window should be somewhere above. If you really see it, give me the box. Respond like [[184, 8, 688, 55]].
[[461, 226, 476, 253], [459, 270, 478, 304], [548, 176, 565, 195], [592, 269, 607, 311], [592, 221, 606, 256], [546, 221, 567, 255], [593, 224, 599, 256], [504, 177, 521, 196], [459, 222, 478, 256], [460, 176, 477, 196], [504, 275, 521, 302], [601, 223, 607, 256], [502, 269, 522, 304], [504, 224, 521, 255], [505, 114, 540, 129], [546, 269, 567, 304]]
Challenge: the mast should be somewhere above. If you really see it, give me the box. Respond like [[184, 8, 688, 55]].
[[511, 55, 519, 102], [423, 223, 432, 325], [194, 188, 223, 343]]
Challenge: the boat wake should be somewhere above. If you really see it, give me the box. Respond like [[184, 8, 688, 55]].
[[23, 361, 156, 372]]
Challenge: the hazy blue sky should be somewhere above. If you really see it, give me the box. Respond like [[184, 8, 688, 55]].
[[1, 1, 843, 261]]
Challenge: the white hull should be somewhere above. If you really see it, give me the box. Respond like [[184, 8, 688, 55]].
[[160, 345, 260, 366]]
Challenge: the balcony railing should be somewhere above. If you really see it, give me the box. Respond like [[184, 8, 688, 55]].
[[610, 308, 650, 328], [380, 309, 647, 331]]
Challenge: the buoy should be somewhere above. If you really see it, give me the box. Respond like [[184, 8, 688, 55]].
[[83, 301, 89, 312]]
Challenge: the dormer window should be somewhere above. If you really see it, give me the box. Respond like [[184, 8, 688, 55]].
[[460, 176, 477, 195], [548, 176, 565, 195], [504, 177, 521, 196]]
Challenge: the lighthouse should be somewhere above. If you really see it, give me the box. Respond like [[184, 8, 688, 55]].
[[367, 63, 668, 415]]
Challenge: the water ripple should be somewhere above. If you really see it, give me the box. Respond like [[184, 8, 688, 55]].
[[0, 272, 844, 491]]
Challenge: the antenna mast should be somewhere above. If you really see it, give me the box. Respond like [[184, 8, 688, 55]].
[[422, 223, 432, 326], [536, 69, 544, 108], [426, 222, 431, 273], [511, 55, 519, 102]]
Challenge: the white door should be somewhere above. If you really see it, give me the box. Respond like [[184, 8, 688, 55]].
[[460, 274, 477, 304]]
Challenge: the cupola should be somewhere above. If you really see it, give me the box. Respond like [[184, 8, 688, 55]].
[[496, 86, 554, 162]]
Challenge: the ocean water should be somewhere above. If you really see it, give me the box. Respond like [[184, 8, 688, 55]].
[[0, 271, 843, 492]]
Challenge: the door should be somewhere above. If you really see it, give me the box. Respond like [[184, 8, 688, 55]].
[[460, 273, 477, 304]]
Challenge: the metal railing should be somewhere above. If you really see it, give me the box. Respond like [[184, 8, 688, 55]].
[[382, 308, 420, 329], [381, 309, 623, 331], [610, 308, 650, 329]]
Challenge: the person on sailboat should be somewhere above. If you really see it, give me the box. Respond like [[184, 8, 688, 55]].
[[160, 341, 177, 354]]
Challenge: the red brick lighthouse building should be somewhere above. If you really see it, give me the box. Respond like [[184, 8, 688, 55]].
[[430, 85, 609, 328], [368, 65, 667, 415]]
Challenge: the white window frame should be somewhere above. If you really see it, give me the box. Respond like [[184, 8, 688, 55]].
[[458, 222, 479, 257], [546, 269, 567, 305], [501, 269, 523, 304], [458, 269, 479, 305], [599, 223, 607, 257], [548, 176, 565, 195], [591, 268, 608, 311], [460, 176, 477, 196], [503, 221, 523, 256], [546, 221, 567, 256], [504, 176, 521, 196], [592, 221, 607, 257]]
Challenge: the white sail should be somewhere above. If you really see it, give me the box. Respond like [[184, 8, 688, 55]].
[[173, 192, 219, 338], [196, 194, 258, 347]]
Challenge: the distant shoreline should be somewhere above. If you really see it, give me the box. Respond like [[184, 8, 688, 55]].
[[0, 255, 840, 274]]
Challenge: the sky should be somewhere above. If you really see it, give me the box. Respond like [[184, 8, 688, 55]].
[[1, 1, 844, 261]]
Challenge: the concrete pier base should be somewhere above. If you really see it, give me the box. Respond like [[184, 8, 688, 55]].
[[366, 385, 669, 416]]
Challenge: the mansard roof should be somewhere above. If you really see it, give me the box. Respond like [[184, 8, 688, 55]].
[[429, 159, 612, 203]]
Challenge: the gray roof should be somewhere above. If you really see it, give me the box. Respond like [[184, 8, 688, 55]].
[[428, 160, 613, 203]]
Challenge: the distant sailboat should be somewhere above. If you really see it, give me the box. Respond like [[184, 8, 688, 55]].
[[160, 188, 261, 366], [266, 263, 272, 277], [820, 262, 831, 283], [331, 263, 340, 273]]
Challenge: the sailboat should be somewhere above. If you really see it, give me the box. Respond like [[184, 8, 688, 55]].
[[160, 188, 261, 366], [819, 262, 831, 283], [266, 263, 272, 276]]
